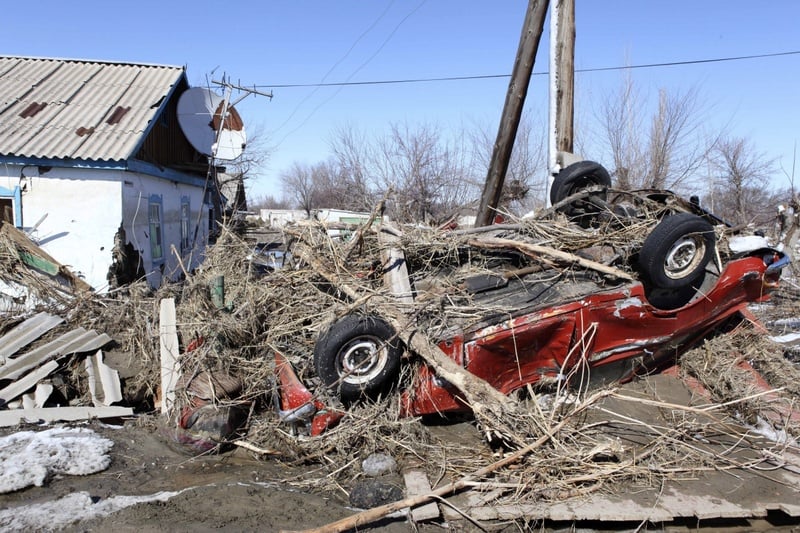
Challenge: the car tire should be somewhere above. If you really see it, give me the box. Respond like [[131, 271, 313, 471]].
[[550, 161, 612, 225], [313, 314, 402, 403], [639, 213, 715, 289]]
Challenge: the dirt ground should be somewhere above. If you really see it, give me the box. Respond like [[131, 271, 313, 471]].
[[4, 376, 800, 533], [0, 417, 441, 533]]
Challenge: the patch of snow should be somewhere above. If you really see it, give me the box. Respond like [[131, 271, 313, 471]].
[[0, 490, 183, 531], [748, 416, 792, 445], [729, 235, 770, 254], [769, 332, 800, 344], [0, 426, 113, 493]]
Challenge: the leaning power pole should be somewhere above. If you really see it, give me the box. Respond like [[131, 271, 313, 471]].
[[475, 0, 549, 227]]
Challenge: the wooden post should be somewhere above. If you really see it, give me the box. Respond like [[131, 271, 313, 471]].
[[377, 222, 414, 307], [159, 297, 180, 416], [550, 0, 575, 160], [476, 0, 550, 227], [548, 0, 576, 204]]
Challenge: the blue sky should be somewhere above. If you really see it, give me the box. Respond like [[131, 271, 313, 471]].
[[5, 1, 800, 200]]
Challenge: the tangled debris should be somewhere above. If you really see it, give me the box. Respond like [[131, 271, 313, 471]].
[[3, 196, 800, 529]]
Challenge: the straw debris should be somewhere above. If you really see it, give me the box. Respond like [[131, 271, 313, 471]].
[[3, 195, 798, 528]]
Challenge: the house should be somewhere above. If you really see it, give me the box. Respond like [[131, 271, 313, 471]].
[[0, 56, 232, 291]]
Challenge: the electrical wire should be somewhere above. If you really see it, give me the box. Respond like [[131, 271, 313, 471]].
[[274, 0, 428, 148], [270, 0, 397, 135], [260, 49, 800, 89]]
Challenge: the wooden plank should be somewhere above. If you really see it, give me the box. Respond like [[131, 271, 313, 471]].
[[0, 360, 58, 405], [0, 405, 133, 427], [159, 297, 180, 415], [22, 383, 54, 409], [34, 383, 53, 408], [777, 502, 800, 516], [378, 224, 414, 306], [96, 351, 123, 405], [403, 470, 439, 522]]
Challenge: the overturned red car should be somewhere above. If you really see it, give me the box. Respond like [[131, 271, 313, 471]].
[[275, 161, 789, 434]]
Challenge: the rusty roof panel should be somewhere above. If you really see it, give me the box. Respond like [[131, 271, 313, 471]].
[[0, 56, 185, 162]]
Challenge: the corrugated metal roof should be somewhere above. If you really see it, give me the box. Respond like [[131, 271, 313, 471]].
[[0, 56, 185, 163]]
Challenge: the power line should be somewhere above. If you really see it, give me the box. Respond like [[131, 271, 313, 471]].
[[274, 0, 427, 147], [260, 49, 800, 89], [270, 0, 397, 135]]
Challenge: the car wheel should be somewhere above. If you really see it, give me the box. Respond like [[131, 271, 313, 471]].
[[313, 314, 402, 403], [550, 161, 612, 226], [639, 213, 715, 289]]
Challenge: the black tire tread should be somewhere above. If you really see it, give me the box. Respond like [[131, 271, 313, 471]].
[[639, 213, 715, 289], [313, 314, 402, 402], [550, 160, 612, 207]]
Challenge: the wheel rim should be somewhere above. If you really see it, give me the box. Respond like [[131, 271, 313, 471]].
[[336, 336, 388, 385], [664, 236, 706, 280]]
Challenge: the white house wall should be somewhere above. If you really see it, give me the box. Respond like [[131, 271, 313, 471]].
[[0, 165, 209, 292], [121, 173, 209, 288], [11, 166, 122, 291]]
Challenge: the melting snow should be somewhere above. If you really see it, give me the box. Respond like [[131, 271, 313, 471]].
[[769, 332, 800, 344], [0, 490, 184, 531], [0, 426, 189, 531], [0, 426, 113, 493]]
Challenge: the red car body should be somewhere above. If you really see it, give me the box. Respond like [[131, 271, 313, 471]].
[[276, 251, 785, 434]]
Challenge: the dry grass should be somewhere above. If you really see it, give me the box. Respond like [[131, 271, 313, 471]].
[[2, 203, 799, 523]]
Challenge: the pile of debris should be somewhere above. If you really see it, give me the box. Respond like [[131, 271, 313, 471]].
[[2, 196, 800, 529]]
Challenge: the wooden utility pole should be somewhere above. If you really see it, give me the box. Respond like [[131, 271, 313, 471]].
[[475, 0, 549, 227], [549, 0, 575, 170]]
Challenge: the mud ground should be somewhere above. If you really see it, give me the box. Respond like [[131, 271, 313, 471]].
[[4, 414, 800, 533], [0, 418, 436, 533]]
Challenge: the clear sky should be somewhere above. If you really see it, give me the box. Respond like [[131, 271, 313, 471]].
[[5, 1, 800, 200]]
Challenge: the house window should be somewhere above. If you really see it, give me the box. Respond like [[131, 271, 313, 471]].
[[180, 197, 190, 253], [149, 195, 164, 263]]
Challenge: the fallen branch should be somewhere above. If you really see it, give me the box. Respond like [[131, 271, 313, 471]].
[[342, 189, 392, 260], [280, 388, 613, 533], [469, 236, 634, 281], [291, 239, 516, 424], [234, 439, 281, 456]]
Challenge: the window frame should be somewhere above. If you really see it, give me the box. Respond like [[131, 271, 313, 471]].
[[148, 195, 164, 264], [180, 196, 191, 254]]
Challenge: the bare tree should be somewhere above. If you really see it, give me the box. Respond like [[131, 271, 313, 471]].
[[278, 116, 543, 223], [596, 78, 717, 193], [221, 124, 273, 209], [248, 193, 289, 211], [598, 73, 645, 190], [308, 159, 351, 209], [469, 112, 547, 214], [280, 162, 317, 216], [708, 136, 777, 226], [328, 125, 376, 212], [368, 122, 479, 223]]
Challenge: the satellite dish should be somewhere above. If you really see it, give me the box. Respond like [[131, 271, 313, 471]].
[[177, 87, 246, 160]]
